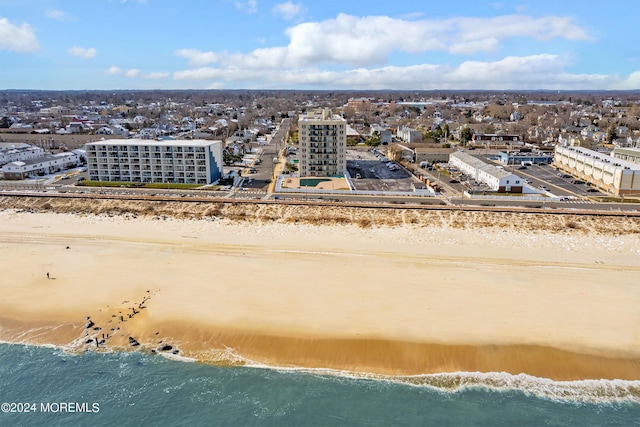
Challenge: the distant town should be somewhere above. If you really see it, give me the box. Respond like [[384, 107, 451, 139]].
[[1, 89, 640, 210]]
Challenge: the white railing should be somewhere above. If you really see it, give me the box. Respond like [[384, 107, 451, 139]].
[[275, 175, 435, 197]]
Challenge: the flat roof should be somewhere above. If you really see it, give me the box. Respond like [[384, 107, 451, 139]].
[[612, 147, 640, 156], [85, 139, 221, 147], [9, 154, 58, 166], [0, 142, 31, 151], [451, 151, 516, 179], [556, 146, 640, 171], [499, 151, 553, 158]]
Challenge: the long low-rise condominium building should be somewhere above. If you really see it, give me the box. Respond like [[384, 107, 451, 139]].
[[0, 143, 45, 166], [611, 147, 640, 165], [2, 152, 81, 180], [554, 146, 640, 196], [449, 151, 523, 192], [85, 139, 223, 184]]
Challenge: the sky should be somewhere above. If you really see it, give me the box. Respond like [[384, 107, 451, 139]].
[[1, 0, 639, 91]]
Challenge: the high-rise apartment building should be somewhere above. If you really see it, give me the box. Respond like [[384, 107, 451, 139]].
[[298, 109, 346, 177], [85, 139, 223, 184]]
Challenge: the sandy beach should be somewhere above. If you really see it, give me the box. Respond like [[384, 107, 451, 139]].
[[1, 197, 639, 380]]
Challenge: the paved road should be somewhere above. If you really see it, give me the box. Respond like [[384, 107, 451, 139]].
[[241, 118, 289, 191]]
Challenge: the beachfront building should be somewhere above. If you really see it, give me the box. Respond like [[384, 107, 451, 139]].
[[611, 147, 640, 165], [2, 152, 81, 180], [554, 146, 640, 196], [0, 143, 45, 166], [449, 151, 523, 193], [298, 109, 346, 177], [85, 139, 223, 184]]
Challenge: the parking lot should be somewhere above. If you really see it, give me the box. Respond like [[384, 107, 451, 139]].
[[346, 149, 417, 192], [471, 154, 605, 198], [505, 163, 603, 197]]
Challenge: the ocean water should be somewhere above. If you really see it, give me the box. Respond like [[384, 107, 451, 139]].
[[1, 343, 639, 426]]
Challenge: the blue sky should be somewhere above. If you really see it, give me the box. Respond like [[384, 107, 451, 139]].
[[1, 0, 639, 90]]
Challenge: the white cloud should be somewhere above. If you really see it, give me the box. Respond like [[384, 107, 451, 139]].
[[166, 12, 611, 90], [68, 46, 96, 59], [46, 9, 67, 20], [0, 17, 39, 53], [172, 54, 622, 90], [143, 72, 170, 79], [272, 2, 304, 21], [398, 12, 424, 20], [611, 71, 640, 90], [175, 48, 219, 66], [174, 13, 590, 72], [280, 13, 590, 67], [125, 69, 139, 77], [105, 66, 121, 75], [235, 0, 257, 14]]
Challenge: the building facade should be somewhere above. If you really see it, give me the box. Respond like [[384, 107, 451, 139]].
[[449, 151, 523, 193], [2, 152, 81, 180], [396, 125, 423, 143], [554, 146, 640, 196], [85, 139, 223, 184], [612, 147, 640, 165], [498, 150, 554, 165], [415, 147, 454, 164], [0, 143, 45, 166], [298, 109, 346, 177], [472, 134, 521, 144]]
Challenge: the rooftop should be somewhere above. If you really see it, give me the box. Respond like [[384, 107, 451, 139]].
[[451, 151, 517, 179], [7, 154, 58, 166], [612, 147, 640, 156], [299, 108, 345, 123], [557, 146, 640, 170], [85, 139, 221, 148]]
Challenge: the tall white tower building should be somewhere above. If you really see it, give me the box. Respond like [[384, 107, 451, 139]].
[[298, 109, 346, 177]]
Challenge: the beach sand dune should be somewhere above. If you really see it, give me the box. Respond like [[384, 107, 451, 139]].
[[1, 198, 639, 380]]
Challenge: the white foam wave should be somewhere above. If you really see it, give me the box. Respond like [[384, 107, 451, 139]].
[[153, 345, 640, 405], [1, 340, 638, 405], [239, 361, 640, 405]]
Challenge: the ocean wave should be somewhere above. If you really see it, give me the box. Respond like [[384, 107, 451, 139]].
[[2, 340, 639, 405], [175, 344, 640, 405], [218, 351, 640, 405], [261, 366, 640, 405]]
